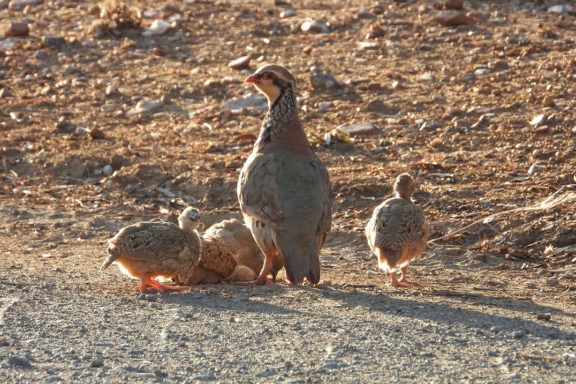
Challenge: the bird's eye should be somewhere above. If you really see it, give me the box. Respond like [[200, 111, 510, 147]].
[[262, 72, 275, 80]]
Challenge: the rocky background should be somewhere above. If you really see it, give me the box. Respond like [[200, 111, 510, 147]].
[[0, 0, 575, 382]]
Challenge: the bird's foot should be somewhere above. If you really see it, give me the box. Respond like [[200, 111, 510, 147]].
[[135, 284, 159, 294], [389, 280, 419, 288], [399, 278, 420, 287], [389, 272, 419, 288], [137, 280, 189, 293]]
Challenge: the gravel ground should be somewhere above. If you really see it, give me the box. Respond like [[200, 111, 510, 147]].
[[1, 236, 575, 383]]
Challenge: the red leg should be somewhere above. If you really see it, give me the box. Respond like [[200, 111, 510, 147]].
[[398, 266, 420, 287], [135, 281, 158, 294], [389, 271, 416, 288], [137, 277, 189, 293], [236, 255, 274, 286]]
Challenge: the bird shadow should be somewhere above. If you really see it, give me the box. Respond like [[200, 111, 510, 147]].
[[318, 284, 576, 340], [423, 288, 573, 316], [160, 283, 310, 316]]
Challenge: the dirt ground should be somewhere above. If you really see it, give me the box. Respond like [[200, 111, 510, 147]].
[[1, 0, 575, 382]]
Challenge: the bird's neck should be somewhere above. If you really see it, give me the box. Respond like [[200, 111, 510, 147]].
[[395, 191, 412, 201], [255, 86, 308, 152], [179, 222, 198, 233]]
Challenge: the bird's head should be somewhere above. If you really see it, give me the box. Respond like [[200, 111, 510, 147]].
[[245, 64, 296, 104], [178, 206, 201, 232], [393, 173, 416, 200]]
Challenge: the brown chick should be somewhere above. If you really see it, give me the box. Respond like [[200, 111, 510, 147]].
[[177, 233, 257, 284], [365, 174, 429, 287], [238, 64, 332, 285], [102, 207, 201, 293], [203, 218, 264, 275]]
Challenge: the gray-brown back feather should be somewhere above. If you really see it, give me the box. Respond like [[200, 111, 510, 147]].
[[103, 222, 201, 269]]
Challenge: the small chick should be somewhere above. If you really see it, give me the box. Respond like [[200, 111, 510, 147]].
[[102, 207, 201, 293], [203, 218, 264, 276], [177, 234, 257, 285], [365, 174, 429, 287]]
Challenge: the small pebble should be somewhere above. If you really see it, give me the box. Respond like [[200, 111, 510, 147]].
[[88, 127, 106, 139], [105, 86, 120, 96], [419, 73, 435, 82], [309, 71, 339, 90], [154, 370, 168, 378], [548, 5, 574, 14], [90, 358, 104, 368], [337, 122, 376, 136], [5, 21, 29, 37], [301, 20, 329, 33], [434, 10, 473, 27], [444, 0, 464, 10], [142, 20, 172, 36], [8, 0, 42, 11], [42, 36, 66, 48], [474, 68, 491, 76], [228, 56, 251, 70], [542, 96, 555, 107], [512, 330, 527, 339], [8, 355, 32, 368], [529, 114, 546, 126], [280, 9, 296, 18]]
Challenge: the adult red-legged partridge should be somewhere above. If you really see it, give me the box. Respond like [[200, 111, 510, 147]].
[[203, 218, 264, 274], [102, 207, 201, 293], [365, 174, 429, 287], [238, 64, 332, 285]]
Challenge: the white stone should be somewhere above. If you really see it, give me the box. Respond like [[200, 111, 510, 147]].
[[142, 20, 171, 36], [301, 20, 329, 34], [529, 114, 546, 126], [547, 5, 573, 14], [474, 68, 491, 76]]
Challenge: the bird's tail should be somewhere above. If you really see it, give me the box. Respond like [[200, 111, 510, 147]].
[[101, 245, 120, 271], [376, 248, 401, 272], [274, 230, 320, 285]]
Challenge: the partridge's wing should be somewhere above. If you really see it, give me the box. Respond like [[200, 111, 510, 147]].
[[111, 223, 188, 261], [238, 153, 284, 223], [312, 156, 332, 247]]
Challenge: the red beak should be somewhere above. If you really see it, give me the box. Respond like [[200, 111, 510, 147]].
[[245, 74, 260, 84]]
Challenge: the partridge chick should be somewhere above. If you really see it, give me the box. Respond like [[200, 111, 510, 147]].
[[203, 218, 264, 275], [238, 64, 332, 285], [177, 232, 257, 285], [102, 207, 201, 293], [365, 174, 429, 287]]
